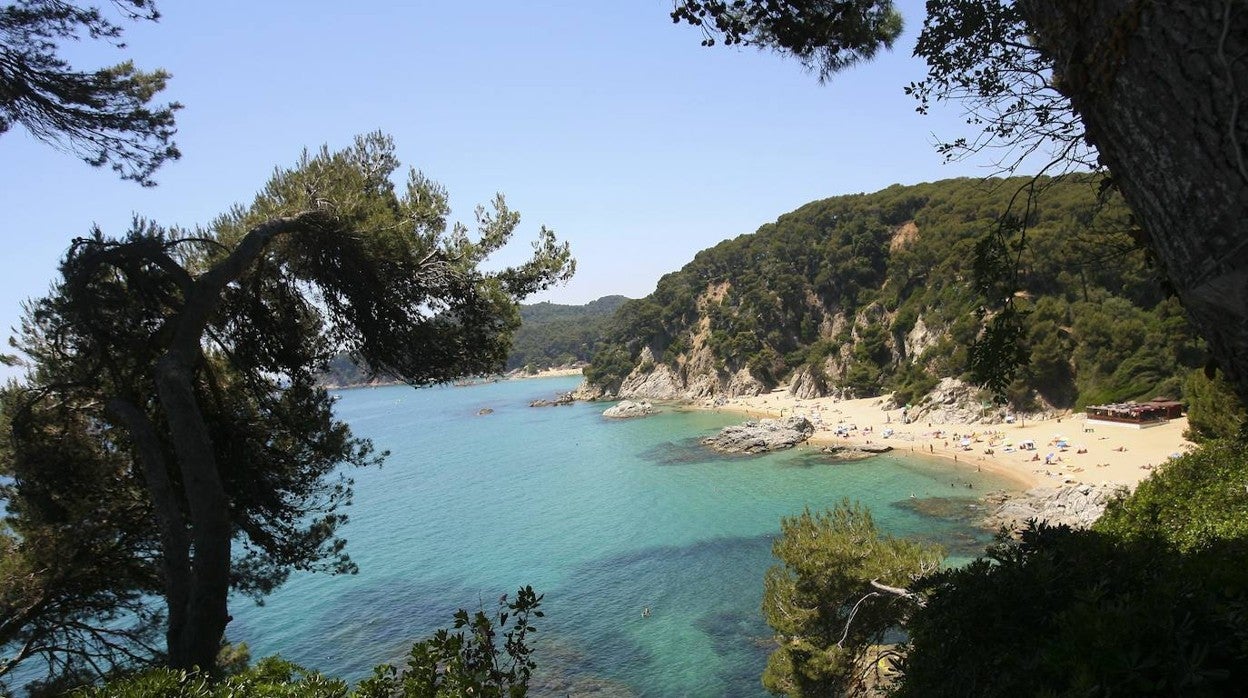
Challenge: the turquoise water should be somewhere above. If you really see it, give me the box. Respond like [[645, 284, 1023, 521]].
[[228, 377, 1015, 696]]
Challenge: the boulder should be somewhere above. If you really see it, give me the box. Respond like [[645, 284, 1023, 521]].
[[602, 400, 658, 419], [702, 416, 815, 454]]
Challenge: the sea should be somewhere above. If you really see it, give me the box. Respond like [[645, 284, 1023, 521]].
[[227, 376, 1018, 696]]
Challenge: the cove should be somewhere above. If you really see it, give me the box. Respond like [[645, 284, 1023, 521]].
[[228, 376, 1017, 696]]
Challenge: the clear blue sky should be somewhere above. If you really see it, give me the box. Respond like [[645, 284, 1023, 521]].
[[0, 0, 1035, 349]]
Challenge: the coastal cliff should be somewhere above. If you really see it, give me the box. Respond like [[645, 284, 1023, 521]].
[[581, 176, 1204, 416]]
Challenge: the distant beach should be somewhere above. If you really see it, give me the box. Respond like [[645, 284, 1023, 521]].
[[689, 389, 1193, 491], [506, 366, 585, 380]]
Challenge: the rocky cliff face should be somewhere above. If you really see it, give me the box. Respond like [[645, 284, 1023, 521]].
[[618, 348, 684, 400], [579, 177, 1200, 410], [603, 347, 770, 401]]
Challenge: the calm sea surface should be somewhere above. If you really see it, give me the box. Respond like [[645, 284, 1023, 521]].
[[228, 376, 1016, 696]]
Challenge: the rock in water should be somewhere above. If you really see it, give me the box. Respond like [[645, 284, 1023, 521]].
[[820, 443, 892, 461], [702, 417, 815, 454], [602, 400, 658, 419], [529, 392, 575, 408]]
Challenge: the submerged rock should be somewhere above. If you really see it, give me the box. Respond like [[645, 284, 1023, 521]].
[[702, 417, 814, 454], [602, 400, 658, 419], [477, 407, 494, 415], [820, 443, 892, 461]]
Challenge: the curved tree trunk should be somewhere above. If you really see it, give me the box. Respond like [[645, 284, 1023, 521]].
[[1021, 1, 1248, 398], [144, 212, 321, 671], [105, 398, 194, 669], [154, 355, 232, 671]]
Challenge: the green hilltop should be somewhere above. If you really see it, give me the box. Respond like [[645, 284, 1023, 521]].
[[319, 295, 630, 386], [584, 176, 1205, 411], [507, 295, 630, 371]]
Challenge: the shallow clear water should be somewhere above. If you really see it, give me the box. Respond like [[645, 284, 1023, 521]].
[[228, 377, 1015, 696]]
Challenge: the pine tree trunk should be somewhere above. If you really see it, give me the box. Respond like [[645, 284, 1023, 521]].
[[143, 213, 318, 671], [105, 399, 194, 669], [154, 355, 232, 672], [1021, 0, 1248, 398]]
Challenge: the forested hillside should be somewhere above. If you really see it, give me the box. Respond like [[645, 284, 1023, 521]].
[[584, 176, 1205, 411], [506, 295, 629, 371], [319, 296, 628, 386]]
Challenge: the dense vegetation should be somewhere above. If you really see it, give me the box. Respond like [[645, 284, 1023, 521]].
[[586, 176, 1204, 410], [505, 295, 628, 371], [758, 438, 1248, 697]]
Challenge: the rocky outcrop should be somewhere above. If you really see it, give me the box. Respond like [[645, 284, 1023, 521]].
[[910, 377, 988, 425], [903, 314, 940, 360], [724, 367, 765, 397], [984, 483, 1128, 531], [529, 392, 575, 408], [789, 365, 829, 399], [602, 400, 657, 419], [571, 380, 608, 401], [820, 443, 892, 461], [615, 347, 684, 400], [701, 417, 815, 454]]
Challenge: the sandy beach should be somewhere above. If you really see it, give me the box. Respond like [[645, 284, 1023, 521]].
[[507, 366, 586, 380], [698, 388, 1193, 490]]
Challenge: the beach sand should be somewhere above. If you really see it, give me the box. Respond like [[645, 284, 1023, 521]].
[[509, 366, 585, 380], [698, 389, 1193, 490]]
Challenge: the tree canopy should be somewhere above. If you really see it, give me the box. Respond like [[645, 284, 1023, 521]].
[[0, 0, 180, 185], [0, 132, 573, 685], [752, 440, 1248, 697], [761, 503, 941, 696]]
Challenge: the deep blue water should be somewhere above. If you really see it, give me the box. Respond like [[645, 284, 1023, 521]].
[[227, 376, 1014, 696]]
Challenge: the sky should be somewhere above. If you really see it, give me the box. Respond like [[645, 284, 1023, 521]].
[[0, 0, 1032, 351]]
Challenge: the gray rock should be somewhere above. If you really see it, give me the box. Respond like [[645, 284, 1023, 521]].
[[529, 392, 574, 408], [602, 400, 658, 419], [702, 417, 815, 454], [788, 365, 829, 399], [984, 483, 1128, 531]]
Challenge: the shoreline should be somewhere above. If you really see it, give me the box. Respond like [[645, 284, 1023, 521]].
[[676, 389, 1194, 492], [506, 366, 585, 380], [325, 366, 585, 391]]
